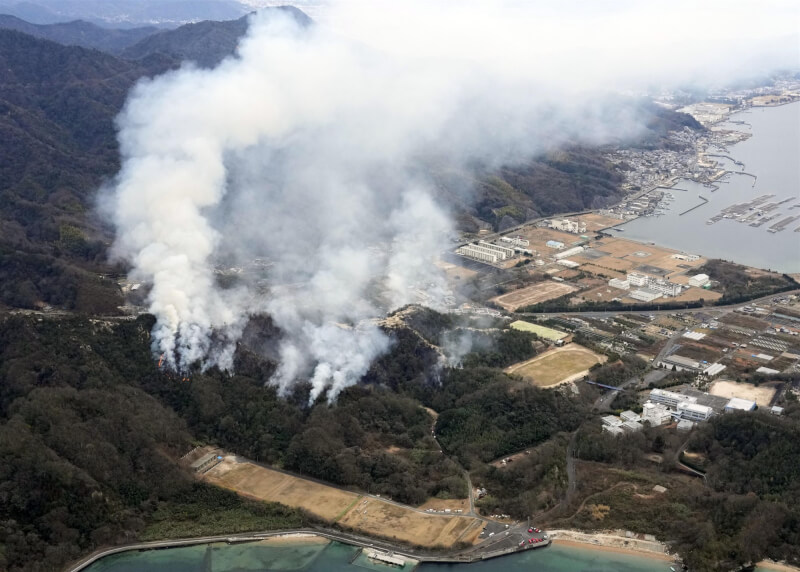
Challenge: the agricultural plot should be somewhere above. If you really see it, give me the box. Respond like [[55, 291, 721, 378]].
[[506, 345, 606, 387], [491, 281, 578, 311]]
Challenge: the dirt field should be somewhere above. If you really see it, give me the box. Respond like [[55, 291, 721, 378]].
[[573, 285, 625, 304], [337, 497, 483, 548], [709, 380, 777, 405], [590, 237, 707, 281], [416, 498, 469, 511], [490, 281, 577, 311], [205, 457, 484, 548], [506, 345, 606, 387], [516, 227, 583, 252], [574, 213, 623, 231], [672, 287, 723, 303], [435, 258, 479, 281], [577, 263, 626, 280], [206, 458, 359, 521]]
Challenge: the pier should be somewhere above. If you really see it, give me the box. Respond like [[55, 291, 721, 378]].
[[679, 195, 709, 216]]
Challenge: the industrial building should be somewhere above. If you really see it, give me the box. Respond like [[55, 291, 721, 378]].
[[642, 401, 672, 426], [608, 278, 630, 290], [659, 354, 702, 372], [724, 398, 757, 413], [650, 388, 698, 409], [630, 288, 662, 302], [702, 363, 726, 377], [554, 246, 584, 260], [557, 259, 580, 268], [546, 240, 565, 249], [688, 273, 711, 287], [678, 401, 713, 422], [549, 218, 587, 234]]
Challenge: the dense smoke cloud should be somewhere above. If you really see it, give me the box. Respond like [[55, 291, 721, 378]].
[[108, 0, 798, 402]]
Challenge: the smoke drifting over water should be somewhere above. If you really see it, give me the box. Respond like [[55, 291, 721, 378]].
[[107, 0, 798, 402]]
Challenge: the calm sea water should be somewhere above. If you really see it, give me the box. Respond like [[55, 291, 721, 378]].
[[618, 101, 800, 273], [85, 540, 678, 572]]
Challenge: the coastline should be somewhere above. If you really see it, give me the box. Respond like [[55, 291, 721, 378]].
[[548, 529, 674, 563], [757, 561, 800, 572]]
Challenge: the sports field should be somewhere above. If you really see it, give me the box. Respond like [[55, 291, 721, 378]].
[[204, 456, 483, 548], [491, 281, 577, 311], [506, 345, 606, 387], [709, 380, 776, 405]]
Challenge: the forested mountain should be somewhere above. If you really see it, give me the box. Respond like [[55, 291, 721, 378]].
[[0, 0, 249, 27], [0, 30, 167, 312], [0, 14, 157, 53], [121, 6, 310, 67]]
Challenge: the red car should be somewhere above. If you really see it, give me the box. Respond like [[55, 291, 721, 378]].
[[528, 538, 533, 544], [527, 528, 533, 533], [534, 528, 541, 533]]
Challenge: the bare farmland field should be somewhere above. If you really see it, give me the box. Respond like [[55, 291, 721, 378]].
[[205, 457, 484, 548]]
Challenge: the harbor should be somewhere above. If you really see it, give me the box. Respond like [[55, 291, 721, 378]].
[[615, 101, 800, 273]]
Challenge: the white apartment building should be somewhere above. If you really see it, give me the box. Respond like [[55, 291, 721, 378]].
[[478, 241, 515, 259], [456, 245, 499, 263]]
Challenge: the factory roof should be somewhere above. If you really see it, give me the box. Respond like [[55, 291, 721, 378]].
[[703, 363, 726, 376], [663, 354, 701, 369]]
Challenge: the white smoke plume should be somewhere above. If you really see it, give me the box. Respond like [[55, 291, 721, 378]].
[[107, 0, 798, 402]]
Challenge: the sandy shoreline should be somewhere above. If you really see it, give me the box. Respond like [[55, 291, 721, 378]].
[[756, 561, 800, 572], [258, 533, 330, 546], [549, 529, 674, 563]]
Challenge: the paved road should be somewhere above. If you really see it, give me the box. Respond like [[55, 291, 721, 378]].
[[516, 289, 799, 318]]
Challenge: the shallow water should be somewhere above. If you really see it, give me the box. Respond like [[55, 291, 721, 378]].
[[85, 540, 674, 572]]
